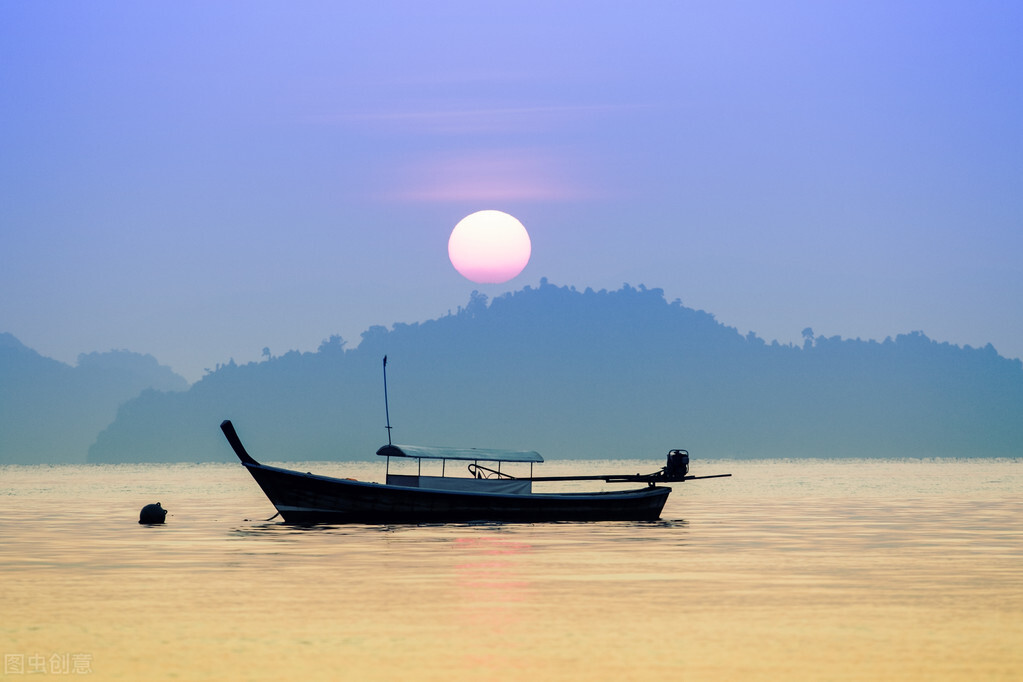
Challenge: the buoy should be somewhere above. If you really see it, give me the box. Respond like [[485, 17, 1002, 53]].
[[139, 502, 167, 524]]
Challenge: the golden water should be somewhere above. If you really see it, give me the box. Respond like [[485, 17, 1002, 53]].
[[1, 459, 1020, 680]]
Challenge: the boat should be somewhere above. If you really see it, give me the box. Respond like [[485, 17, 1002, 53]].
[[220, 420, 730, 524]]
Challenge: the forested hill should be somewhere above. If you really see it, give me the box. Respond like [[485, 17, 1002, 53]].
[[87, 282, 1023, 463]]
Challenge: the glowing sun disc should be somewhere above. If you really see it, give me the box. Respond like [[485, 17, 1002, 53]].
[[448, 210, 531, 284]]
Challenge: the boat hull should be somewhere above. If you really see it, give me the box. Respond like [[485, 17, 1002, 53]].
[[243, 463, 671, 524]]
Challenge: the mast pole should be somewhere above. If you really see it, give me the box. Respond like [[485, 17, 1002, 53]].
[[382, 355, 392, 445]]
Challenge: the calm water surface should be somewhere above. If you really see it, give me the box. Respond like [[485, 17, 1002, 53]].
[[1, 458, 1020, 681]]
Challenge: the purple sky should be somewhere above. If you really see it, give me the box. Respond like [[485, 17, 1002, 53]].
[[2, 2, 1021, 382]]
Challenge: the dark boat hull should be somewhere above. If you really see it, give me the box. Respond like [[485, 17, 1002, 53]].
[[243, 462, 671, 524]]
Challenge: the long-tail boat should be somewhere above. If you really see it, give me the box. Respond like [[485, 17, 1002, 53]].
[[220, 421, 729, 524], [222, 357, 728, 524]]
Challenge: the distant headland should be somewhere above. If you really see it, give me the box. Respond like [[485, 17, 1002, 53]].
[[0, 333, 188, 464]]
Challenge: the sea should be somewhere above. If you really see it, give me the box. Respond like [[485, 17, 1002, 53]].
[[1, 458, 1020, 681]]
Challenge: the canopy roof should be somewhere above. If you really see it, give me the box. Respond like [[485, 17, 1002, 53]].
[[376, 444, 543, 463]]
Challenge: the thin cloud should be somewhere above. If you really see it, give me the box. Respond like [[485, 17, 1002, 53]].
[[306, 103, 649, 135], [381, 148, 595, 202]]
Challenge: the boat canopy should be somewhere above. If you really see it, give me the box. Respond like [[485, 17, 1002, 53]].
[[376, 444, 543, 463]]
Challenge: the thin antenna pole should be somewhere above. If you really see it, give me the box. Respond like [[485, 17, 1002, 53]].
[[382, 355, 392, 445]]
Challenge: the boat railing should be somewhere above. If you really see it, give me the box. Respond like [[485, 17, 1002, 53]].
[[467, 463, 517, 479]]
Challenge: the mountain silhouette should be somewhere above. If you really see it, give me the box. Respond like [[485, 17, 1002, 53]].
[[86, 281, 1023, 463], [0, 333, 188, 463]]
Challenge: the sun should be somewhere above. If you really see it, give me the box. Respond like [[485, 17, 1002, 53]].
[[448, 210, 531, 284]]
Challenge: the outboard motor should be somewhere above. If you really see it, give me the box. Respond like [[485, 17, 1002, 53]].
[[664, 449, 690, 480]]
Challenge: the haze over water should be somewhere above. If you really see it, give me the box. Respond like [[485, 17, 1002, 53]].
[[2, 458, 1020, 681]]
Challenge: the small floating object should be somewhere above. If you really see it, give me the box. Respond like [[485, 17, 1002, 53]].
[[139, 502, 167, 524]]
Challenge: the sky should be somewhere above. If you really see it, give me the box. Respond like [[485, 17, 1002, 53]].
[[2, 1, 1020, 383]]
